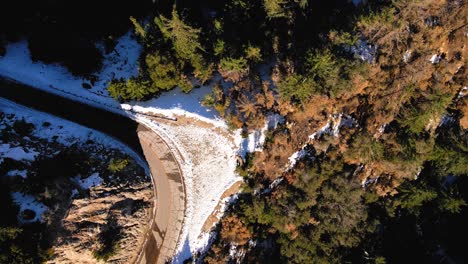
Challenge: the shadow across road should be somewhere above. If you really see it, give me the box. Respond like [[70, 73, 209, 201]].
[[0, 77, 143, 155]]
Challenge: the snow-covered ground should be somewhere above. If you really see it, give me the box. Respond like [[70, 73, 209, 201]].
[[161, 121, 241, 262], [0, 31, 281, 262], [239, 114, 284, 158], [12, 192, 48, 224], [73, 172, 104, 190], [7, 169, 28, 179], [127, 76, 228, 128], [0, 32, 138, 113], [0, 98, 148, 173], [0, 143, 38, 163]]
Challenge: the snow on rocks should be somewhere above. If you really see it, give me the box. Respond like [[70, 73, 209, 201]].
[[430, 54, 442, 64], [287, 147, 309, 171], [6, 169, 28, 179], [0, 143, 38, 163], [361, 176, 378, 187], [403, 50, 412, 63], [350, 40, 377, 64], [309, 113, 355, 140], [439, 114, 456, 127], [239, 114, 285, 158], [457, 86, 467, 99], [73, 172, 103, 190], [260, 177, 284, 195], [12, 192, 48, 224], [287, 114, 357, 170], [378, 124, 387, 135]]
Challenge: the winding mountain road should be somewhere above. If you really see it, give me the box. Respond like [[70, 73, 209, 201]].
[[0, 77, 185, 264]]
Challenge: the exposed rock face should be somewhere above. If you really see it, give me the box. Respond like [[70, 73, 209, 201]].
[[50, 182, 153, 264]]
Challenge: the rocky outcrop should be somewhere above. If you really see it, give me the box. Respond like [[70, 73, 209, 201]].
[[50, 182, 153, 264]]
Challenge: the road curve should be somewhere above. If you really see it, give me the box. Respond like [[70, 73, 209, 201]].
[[0, 78, 186, 264], [136, 125, 186, 264]]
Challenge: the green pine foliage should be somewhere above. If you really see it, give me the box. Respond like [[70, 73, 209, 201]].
[[277, 74, 317, 104], [346, 134, 385, 163], [438, 193, 467, 214], [154, 9, 208, 76], [397, 183, 438, 214], [145, 52, 181, 91], [108, 158, 129, 173], [245, 45, 262, 62], [397, 91, 453, 135], [219, 57, 248, 72], [213, 39, 225, 56], [129, 16, 146, 39], [0, 228, 34, 264], [107, 78, 151, 101]]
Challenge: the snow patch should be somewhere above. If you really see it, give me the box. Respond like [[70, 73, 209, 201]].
[[128, 77, 228, 128], [6, 169, 28, 179], [0, 98, 149, 174], [439, 114, 455, 127], [0, 31, 141, 114], [71, 189, 79, 199], [351, 40, 377, 64], [361, 176, 378, 187], [442, 175, 457, 189], [287, 148, 308, 170], [240, 114, 284, 158], [261, 177, 284, 195], [73, 172, 103, 190], [12, 192, 48, 224], [0, 143, 38, 162], [403, 50, 412, 63], [288, 114, 356, 170], [351, 0, 365, 6], [430, 54, 441, 64], [457, 86, 467, 99]]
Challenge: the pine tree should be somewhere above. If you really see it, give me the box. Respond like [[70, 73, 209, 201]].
[[154, 10, 204, 63]]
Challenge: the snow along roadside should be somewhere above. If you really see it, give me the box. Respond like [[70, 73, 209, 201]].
[[0, 98, 150, 176]]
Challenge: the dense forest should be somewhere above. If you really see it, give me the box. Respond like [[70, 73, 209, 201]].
[[1, 0, 467, 263]]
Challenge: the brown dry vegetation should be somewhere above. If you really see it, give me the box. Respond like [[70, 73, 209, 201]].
[[241, 0, 467, 193], [201, 1, 467, 263]]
